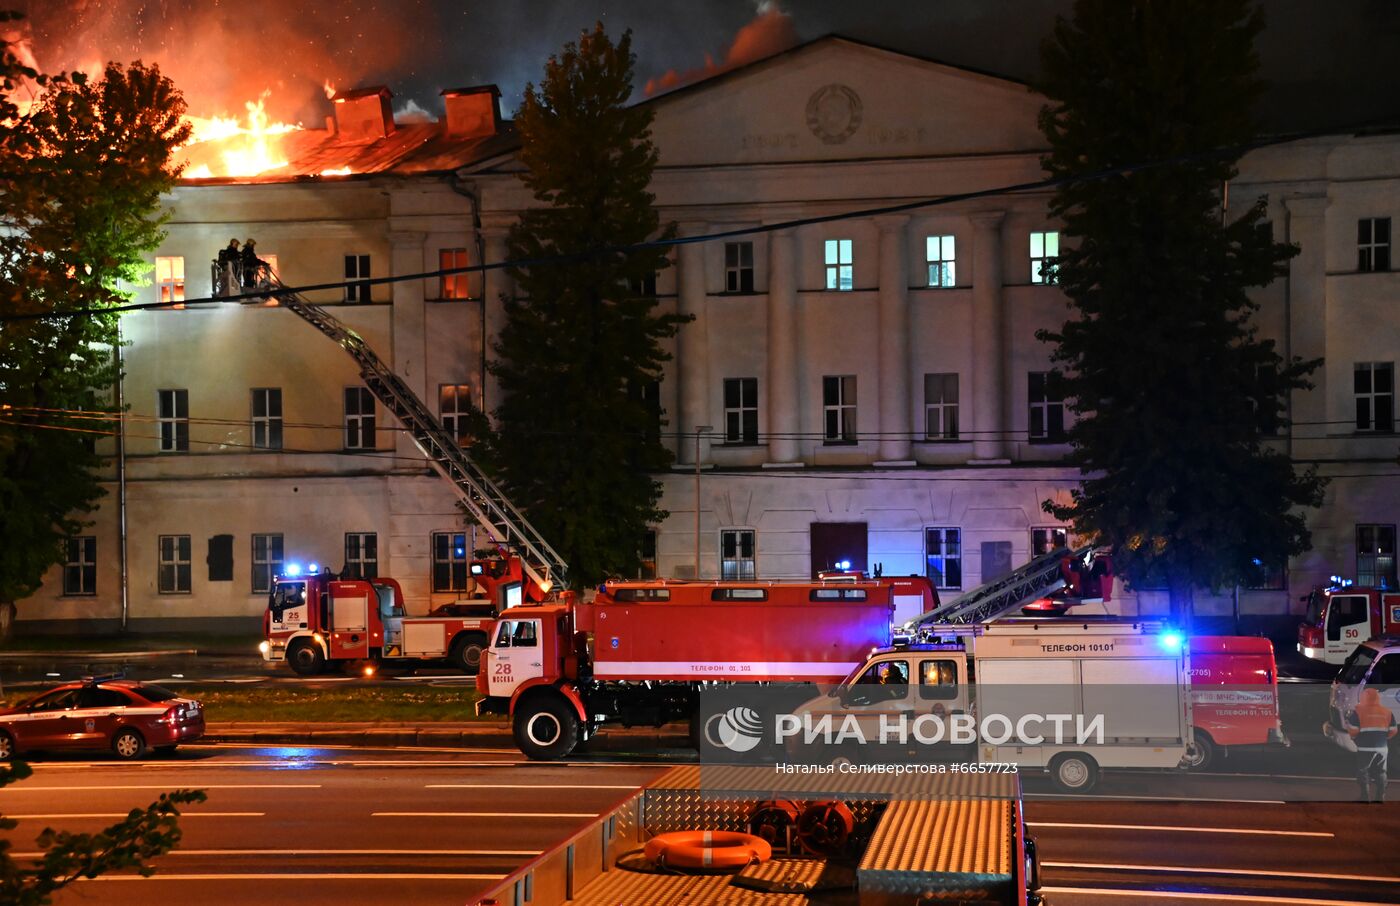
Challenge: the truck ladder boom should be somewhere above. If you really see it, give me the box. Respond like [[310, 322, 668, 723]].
[[267, 281, 569, 592], [905, 545, 1094, 630]]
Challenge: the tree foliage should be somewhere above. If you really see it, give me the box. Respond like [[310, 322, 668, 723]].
[[1035, 0, 1325, 622], [0, 759, 206, 905], [482, 23, 688, 587], [0, 12, 190, 623]]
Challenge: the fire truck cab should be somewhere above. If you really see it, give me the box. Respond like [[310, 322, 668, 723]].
[[1297, 581, 1400, 665]]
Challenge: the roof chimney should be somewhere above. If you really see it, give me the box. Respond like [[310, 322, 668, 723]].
[[332, 86, 395, 142], [441, 85, 501, 139]]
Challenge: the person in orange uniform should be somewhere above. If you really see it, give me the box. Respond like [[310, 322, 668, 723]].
[[1345, 688, 1398, 803]]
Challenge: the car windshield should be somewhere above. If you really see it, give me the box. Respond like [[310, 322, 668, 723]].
[[1302, 591, 1322, 625], [1338, 646, 1377, 685], [132, 684, 180, 702]]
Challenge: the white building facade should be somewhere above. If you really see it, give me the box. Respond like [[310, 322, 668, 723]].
[[17, 38, 1398, 632]]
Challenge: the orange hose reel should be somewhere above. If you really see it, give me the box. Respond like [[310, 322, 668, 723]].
[[644, 830, 773, 870]]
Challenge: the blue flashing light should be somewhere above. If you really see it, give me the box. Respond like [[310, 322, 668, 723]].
[[284, 562, 303, 577], [308, 562, 319, 574], [1159, 630, 1185, 653], [835, 559, 852, 570]]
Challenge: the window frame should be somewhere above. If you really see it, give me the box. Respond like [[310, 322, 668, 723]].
[[925, 527, 962, 590], [1353, 362, 1394, 433], [1358, 217, 1392, 273], [63, 536, 97, 596], [1030, 230, 1060, 285], [157, 388, 189, 453], [251, 387, 283, 450], [344, 386, 376, 450], [155, 256, 186, 305], [719, 528, 757, 580], [251, 533, 284, 595], [344, 253, 372, 303], [723, 377, 759, 446], [439, 383, 474, 444], [431, 531, 469, 593], [439, 247, 470, 300], [1031, 527, 1069, 558], [824, 238, 853, 291], [923, 372, 960, 440], [822, 374, 858, 445], [1356, 524, 1397, 589], [638, 529, 658, 580], [157, 534, 192, 595], [344, 532, 379, 581], [724, 241, 755, 293], [1028, 371, 1067, 443], [925, 234, 956, 288]]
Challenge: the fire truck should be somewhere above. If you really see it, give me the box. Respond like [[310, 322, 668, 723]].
[[260, 551, 543, 675], [1297, 580, 1400, 665], [478, 544, 1119, 760]]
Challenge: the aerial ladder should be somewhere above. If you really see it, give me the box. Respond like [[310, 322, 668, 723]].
[[900, 545, 1111, 637], [253, 275, 569, 597]]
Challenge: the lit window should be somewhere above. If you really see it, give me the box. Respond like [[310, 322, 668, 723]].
[[63, 536, 97, 596], [440, 248, 470, 299], [824, 239, 853, 291], [1031, 527, 1068, 558], [1028, 371, 1066, 442], [432, 531, 469, 592], [725, 241, 755, 293], [1356, 524, 1397, 589], [344, 532, 378, 580], [1354, 362, 1394, 432], [638, 529, 658, 580], [251, 388, 283, 450], [155, 256, 185, 305], [923, 373, 959, 440], [720, 529, 756, 580], [158, 535, 192, 595], [1358, 218, 1391, 273], [1030, 231, 1060, 284], [344, 387, 376, 450], [822, 375, 857, 444], [157, 389, 189, 453], [252, 533, 284, 594], [439, 384, 473, 443], [925, 528, 961, 589], [723, 377, 759, 445], [345, 254, 371, 303], [926, 235, 956, 288]]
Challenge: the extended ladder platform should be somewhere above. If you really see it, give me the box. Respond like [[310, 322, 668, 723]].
[[903, 545, 1098, 633], [258, 278, 569, 594]]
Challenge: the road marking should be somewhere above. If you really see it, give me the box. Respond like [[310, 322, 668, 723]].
[[7, 812, 264, 819], [1029, 822, 1332, 837], [1030, 793, 1286, 804], [372, 817, 596, 823], [78, 873, 508, 882], [11, 849, 541, 858], [1041, 887, 1394, 905], [1044, 862, 1397, 883], [425, 783, 640, 790], [3, 784, 321, 791]]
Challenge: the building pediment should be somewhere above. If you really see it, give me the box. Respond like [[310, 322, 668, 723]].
[[646, 36, 1047, 167]]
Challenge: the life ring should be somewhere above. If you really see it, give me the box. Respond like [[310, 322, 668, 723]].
[[643, 830, 772, 869]]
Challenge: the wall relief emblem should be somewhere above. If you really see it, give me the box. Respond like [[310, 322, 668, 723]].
[[806, 84, 863, 144]]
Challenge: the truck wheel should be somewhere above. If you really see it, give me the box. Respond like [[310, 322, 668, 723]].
[[448, 634, 486, 674], [514, 695, 579, 760], [1184, 732, 1216, 772], [1049, 752, 1099, 793], [288, 640, 325, 676]]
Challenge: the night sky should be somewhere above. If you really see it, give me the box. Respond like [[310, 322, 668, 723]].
[[10, 0, 1400, 133]]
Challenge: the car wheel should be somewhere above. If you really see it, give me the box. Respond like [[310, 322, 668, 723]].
[[288, 640, 326, 676], [0, 730, 15, 761], [1049, 752, 1099, 794], [1184, 732, 1216, 772], [112, 729, 146, 760], [513, 694, 579, 760], [448, 634, 486, 675]]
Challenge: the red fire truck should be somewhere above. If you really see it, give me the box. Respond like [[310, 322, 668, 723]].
[[1183, 635, 1287, 770], [1297, 581, 1400, 665], [260, 550, 545, 675]]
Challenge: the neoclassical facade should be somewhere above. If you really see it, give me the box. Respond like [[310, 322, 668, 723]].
[[18, 38, 1398, 632]]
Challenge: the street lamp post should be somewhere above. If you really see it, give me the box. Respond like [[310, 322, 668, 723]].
[[694, 425, 712, 580]]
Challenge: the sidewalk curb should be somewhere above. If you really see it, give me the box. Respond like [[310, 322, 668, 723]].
[[0, 649, 199, 660], [203, 722, 690, 751]]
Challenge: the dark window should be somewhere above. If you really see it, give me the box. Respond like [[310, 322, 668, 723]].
[[926, 528, 961, 589], [613, 587, 671, 602], [132, 683, 179, 702], [822, 375, 857, 444], [720, 529, 756, 580], [344, 387, 376, 450], [923, 373, 959, 440], [1357, 524, 1397, 589], [1244, 559, 1287, 591], [63, 536, 97, 596], [252, 388, 283, 449], [81, 687, 133, 708], [1358, 218, 1391, 272], [1028, 371, 1066, 442], [627, 272, 657, 297], [345, 254, 371, 303], [432, 531, 469, 593], [252, 533, 284, 594], [638, 530, 658, 580], [1354, 363, 1394, 433], [810, 522, 868, 576], [725, 241, 755, 293], [1370, 654, 1400, 685], [344, 532, 378, 580], [982, 541, 1013, 583], [440, 248, 470, 299], [723, 377, 759, 445], [157, 389, 189, 453], [207, 534, 234, 582], [711, 587, 767, 601], [158, 535, 192, 594]]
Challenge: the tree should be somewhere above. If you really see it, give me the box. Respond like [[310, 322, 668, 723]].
[[1035, 0, 1325, 625], [1, 760, 205, 904], [0, 11, 191, 636], [483, 23, 688, 587]]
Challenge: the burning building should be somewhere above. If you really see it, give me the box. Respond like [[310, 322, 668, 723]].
[[16, 36, 1400, 633]]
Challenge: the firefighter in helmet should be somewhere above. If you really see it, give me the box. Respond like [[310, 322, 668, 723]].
[[1345, 687, 1398, 803], [240, 237, 267, 291], [215, 238, 240, 296]]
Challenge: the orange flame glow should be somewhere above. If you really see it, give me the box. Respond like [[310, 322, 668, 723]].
[[177, 90, 304, 178]]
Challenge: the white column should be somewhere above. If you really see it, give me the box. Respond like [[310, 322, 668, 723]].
[[765, 228, 802, 465], [969, 211, 1007, 462], [675, 223, 711, 465], [390, 230, 427, 461], [480, 227, 511, 419], [1284, 196, 1328, 448], [876, 215, 913, 464]]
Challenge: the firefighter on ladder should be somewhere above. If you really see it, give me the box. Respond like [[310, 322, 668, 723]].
[[215, 238, 241, 296], [1346, 687, 1398, 802]]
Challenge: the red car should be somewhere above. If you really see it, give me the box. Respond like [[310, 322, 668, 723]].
[[0, 676, 205, 760]]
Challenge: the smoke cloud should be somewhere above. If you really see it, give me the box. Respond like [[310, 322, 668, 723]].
[[644, 3, 798, 96]]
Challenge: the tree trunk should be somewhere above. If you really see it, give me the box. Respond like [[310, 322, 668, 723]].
[[0, 599, 16, 642], [1167, 578, 1195, 632]]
